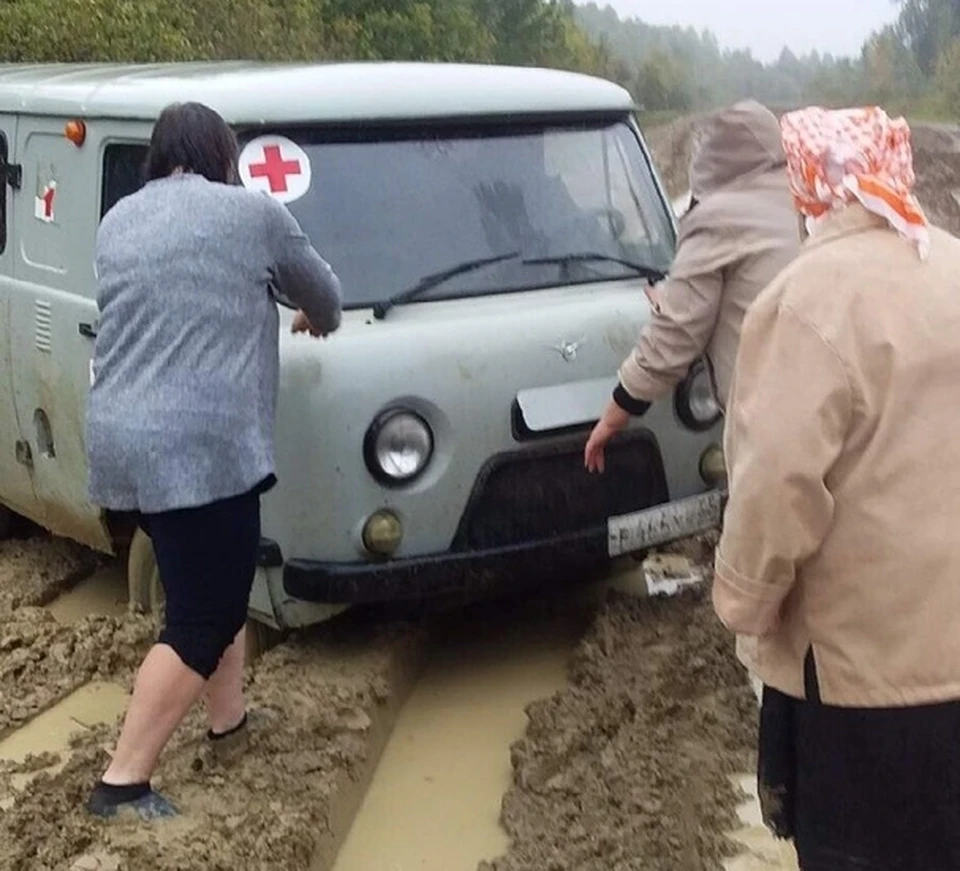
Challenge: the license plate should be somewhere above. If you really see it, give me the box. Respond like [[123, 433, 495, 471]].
[[607, 490, 725, 557], [516, 377, 615, 432]]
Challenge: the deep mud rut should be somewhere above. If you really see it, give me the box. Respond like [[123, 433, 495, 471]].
[[0, 539, 154, 741], [486, 588, 758, 871]]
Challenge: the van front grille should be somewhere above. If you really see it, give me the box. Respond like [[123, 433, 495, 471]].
[[451, 433, 668, 551]]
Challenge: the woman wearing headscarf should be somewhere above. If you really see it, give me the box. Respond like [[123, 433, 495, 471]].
[[715, 106, 960, 869], [85, 102, 341, 819], [584, 99, 800, 472]]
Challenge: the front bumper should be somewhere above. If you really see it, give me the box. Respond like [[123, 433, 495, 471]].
[[282, 488, 725, 604]]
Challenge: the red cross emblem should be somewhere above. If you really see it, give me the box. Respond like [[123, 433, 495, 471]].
[[247, 145, 302, 194], [40, 186, 55, 219], [239, 136, 312, 204], [35, 181, 57, 223]]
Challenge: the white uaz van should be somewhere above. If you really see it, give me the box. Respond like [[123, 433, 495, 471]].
[[0, 62, 724, 629]]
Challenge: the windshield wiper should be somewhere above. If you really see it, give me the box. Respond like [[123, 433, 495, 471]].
[[523, 252, 666, 283], [373, 251, 521, 320]]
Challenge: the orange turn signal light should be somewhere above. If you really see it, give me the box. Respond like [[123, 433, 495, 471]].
[[64, 120, 86, 147]]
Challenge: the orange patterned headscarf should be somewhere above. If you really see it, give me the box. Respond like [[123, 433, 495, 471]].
[[780, 107, 929, 259]]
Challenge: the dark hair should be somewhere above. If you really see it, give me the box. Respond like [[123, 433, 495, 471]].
[[145, 102, 239, 184]]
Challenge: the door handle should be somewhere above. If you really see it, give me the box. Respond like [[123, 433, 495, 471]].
[[78, 323, 97, 339]]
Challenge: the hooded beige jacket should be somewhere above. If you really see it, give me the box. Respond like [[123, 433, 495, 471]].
[[715, 204, 960, 707], [618, 100, 800, 411]]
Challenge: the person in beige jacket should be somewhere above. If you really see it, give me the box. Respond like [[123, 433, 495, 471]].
[[585, 99, 799, 472], [715, 106, 960, 869]]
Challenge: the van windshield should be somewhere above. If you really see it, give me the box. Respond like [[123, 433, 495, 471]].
[[261, 120, 674, 310]]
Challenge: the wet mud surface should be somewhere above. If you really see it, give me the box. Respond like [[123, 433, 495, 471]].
[[483, 584, 757, 871], [0, 611, 425, 871], [0, 537, 98, 612], [0, 528, 761, 871], [0, 532, 426, 871], [0, 538, 153, 739]]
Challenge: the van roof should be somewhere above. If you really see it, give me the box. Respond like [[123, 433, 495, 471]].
[[0, 62, 635, 124]]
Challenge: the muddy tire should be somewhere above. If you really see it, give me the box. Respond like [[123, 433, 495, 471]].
[[127, 527, 165, 619], [0, 505, 11, 541], [244, 620, 284, 665]]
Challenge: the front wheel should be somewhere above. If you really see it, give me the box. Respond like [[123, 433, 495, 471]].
[[127, 527, 164, 618]]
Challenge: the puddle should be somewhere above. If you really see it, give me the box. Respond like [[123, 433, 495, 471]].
[[332, 601, 586, 871], [47, 563, 128, 624], [724, 775, 799, 870], [0, 680, 128, 803]]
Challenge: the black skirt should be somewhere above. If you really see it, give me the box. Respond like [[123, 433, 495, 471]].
[[136, 479, 269, 678], [759, 681, 960, 870]]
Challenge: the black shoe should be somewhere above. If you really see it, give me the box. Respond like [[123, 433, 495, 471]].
[[206, 710, 251, 764], [86, 781, 179, 820]]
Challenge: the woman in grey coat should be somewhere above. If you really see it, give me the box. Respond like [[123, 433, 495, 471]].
[[85, 102, 342, 819]]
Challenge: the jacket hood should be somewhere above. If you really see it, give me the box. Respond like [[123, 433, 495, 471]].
[[689, 100, 785, 199]]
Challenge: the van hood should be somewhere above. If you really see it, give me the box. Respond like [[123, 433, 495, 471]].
[[689, 100, 785, 199]]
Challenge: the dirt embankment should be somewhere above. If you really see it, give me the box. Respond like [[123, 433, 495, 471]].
[[910, 124, 960, 236], [644, 114, 960, 239], [643, 115, 702, 201]]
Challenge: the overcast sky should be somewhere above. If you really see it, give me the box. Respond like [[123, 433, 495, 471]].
[[576, 0, 900, 63]]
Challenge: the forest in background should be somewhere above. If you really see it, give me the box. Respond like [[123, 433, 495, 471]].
[[576, 0, 960, 118], [1, 0, 958, 119]]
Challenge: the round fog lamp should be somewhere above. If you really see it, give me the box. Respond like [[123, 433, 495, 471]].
[[365, 409, 434, 485], [699, 444, 727, 487], [675, 361, 722, 431], [362, 510, 403, 557]]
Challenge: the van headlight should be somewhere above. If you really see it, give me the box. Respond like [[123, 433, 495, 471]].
[[675, 360, 722, 431], [364, 409, 434, 485]]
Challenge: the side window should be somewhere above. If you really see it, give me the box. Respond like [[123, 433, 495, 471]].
[[101, 143, 148, 219], [0, 133, 7, 254]]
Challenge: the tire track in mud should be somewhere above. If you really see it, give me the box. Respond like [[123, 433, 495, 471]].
[[481, 584, 765, 871], [0, 538, 152, 743]]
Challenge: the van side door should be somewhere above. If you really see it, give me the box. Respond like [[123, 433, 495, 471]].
[[7, 117, 111, 550], [0, 114, 42, 522]]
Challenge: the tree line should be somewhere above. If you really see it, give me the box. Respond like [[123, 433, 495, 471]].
[[575, 0, 960, 118], [0, 0, 617, 76], [1, 0, 957, 118]]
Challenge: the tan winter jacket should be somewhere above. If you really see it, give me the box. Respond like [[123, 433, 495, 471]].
[[618, 100, 800, 411], [715, 204, 960, 708]]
